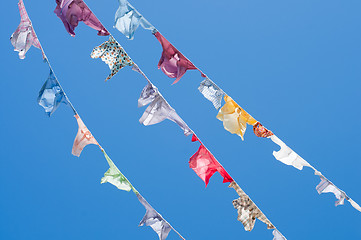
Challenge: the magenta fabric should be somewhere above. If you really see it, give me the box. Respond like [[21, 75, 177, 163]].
[[154, 32, 197, 84], [54, 0, 109, 37]]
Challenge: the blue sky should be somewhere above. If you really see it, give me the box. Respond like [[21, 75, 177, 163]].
[[1, 0, 360, 239]]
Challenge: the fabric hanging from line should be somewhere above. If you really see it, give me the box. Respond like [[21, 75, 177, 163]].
[[114, 0, 155, 40], [10, 0, 43, 59], [273, 229, 287, 240], [217, 95, 257, 140], [270, 135, 311, 170], [229, 181, 275, 231], [91, 35, 134, 81], [72, 114, 100, 157], [101, 149, 137, 193], [198, 78, 225, 110], [37, 69, 68, 116], [190, 134, 233, 186], [138, 83, 192, 136], [316, 177, 347, 206], [54, 0, 109, 37], [154, 31, 198, 84], [137, 193, 172, 240], [253, 122, 273, 138]]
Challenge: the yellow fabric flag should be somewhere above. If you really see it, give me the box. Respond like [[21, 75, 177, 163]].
[[216, 95, 256, 140]]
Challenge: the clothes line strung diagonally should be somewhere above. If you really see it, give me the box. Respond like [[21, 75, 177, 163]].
[[53, 1, 288, 239], [10, 1, 186, 240], [111, 0, 361, 213]]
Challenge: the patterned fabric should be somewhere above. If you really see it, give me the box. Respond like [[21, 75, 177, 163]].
[[253, 122, 273, 138], [114, 0, 155, 40], [198, 78, 225, 110], [270, 135, 311, 170], [273, 229, 287, 240], [138, 83, 192, 136], [37, 69, 68, 116], [137, 193, 172, 240], [154, 32, 197, 84], [217, 95, 257, 140], [229, 181, 274, 231], [91, 36, 134, 81], [10, 0, 43, 59], [54, 0, 109, 36], [316, 177, 348, 206], [72, 115, 100, 157], [101, 149, 137, 193], [190, 135, 233, 186]]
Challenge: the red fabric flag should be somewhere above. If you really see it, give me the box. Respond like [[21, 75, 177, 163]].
[[189, 143, 233, 186], [154, 32, 197, 84]]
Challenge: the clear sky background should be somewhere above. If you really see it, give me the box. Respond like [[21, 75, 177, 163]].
[[1, 0, 360, 239]]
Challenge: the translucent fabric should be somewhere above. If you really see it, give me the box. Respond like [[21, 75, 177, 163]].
[[37, 70, 67, 116], [253, 122, 273, 138], [138, 84, 192, 136], [137, 193, 172, 240], [198, 78, 225, 110], [190, 134, 233, 186], [72, 115, 99, 157], [91, 36, 134, 81], [101, 149, 137, 192], [316, 177, 347, 206], [114, 0, 155, 40], [10, 0, 43, 59], [273, 229, 287, 240], [154, 31, 197, 84], [54, 0, 109, 36], [217, 95, 257, 140], [270, 135, 311, 170], [229, 181, 274, 231]]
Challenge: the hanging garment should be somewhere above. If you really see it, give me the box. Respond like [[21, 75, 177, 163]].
[[91, 36, 134, 81], [72, 115, 99, 157], [37, 70, 68, 116], [348, 199, 361, 212], [138, 84, 192, 136], [101, 150, 137, 192], [229, 181, 274, 231], [273, 229, 287, 240], [137, 193, 172, 240], [10, 0, 43, 59], [253, 122, 273, 138], [54, 0, 109, 37], [198, 78, 225, 110], [190, 136, 233, 186], [316, 177, 348, 206], [270, 135, 311, 170], [154, 32, 197, 84], [217, 95, 257, 140], [114, 0, 155, 40]]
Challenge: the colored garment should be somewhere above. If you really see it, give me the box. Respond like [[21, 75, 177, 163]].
[[11, 0, 43, 59], [217, 95, 257, 140], [37, 70, 68, 116], [91, 36, 134, 81], [273, 230, 287, 240], [138, 84, 192, 136], [229, 181, 274, 231], [154, 32, 197, 84], [101, 150, 137, 193], [54, 0, 109, 37], [189, 139, 233, 186], [137, 193, 172, 240], [114, 0, 155, 40], [316, 177, 347, 206], [198, 78, 225, 109], [72, 115, 99, 157], [270, 135, 311, 170], [253, 122, 273, 138]]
